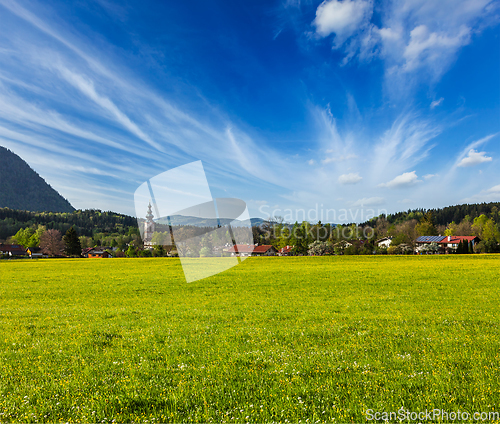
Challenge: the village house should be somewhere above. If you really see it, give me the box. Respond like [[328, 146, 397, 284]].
[[415, 235, 480, 254], [227, 244, 276, 257], [82, 247, 111, 258], [438, 235, 480, 253], [376, 237, 393, 249], [26, 247, 45, 259], [279, 245, 294, 256], [334, 240, 352, 250], [0, 244, 26, 257]]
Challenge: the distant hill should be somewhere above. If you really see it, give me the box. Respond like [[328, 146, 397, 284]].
[[156, 215, 264, 228], [359, 201, 500, 228], [0, 146, 74, 213]]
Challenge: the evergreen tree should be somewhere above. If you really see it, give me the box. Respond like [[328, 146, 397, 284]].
[[63, 227, 82, 257]]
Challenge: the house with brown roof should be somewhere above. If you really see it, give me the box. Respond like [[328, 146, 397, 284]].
[[82, 247, 110, 258], [0, 244, 26, 257], [226, 244, 276, 257], [26, 247, 45, 258]]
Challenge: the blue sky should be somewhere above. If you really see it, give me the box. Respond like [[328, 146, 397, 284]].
[[0, 0, 499, 222]]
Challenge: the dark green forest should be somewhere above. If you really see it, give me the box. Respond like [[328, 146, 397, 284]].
[[361, 202, 500, 227], [0, 208, 137, 241]]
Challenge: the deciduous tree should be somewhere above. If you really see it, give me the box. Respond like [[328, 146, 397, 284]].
[[40, 229, 64, 256]]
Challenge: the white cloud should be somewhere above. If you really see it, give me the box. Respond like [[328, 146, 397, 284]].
[[457, 149, 493, 167], [379, 171, 420, 188], [423, 173, 437, 180], [351, 196, 385, 207], [338, 172, 362, 184], [312, 0, 498, 80], [487, 185, 500, 193], [461, 183, 500, 203], [313, 0, 373, 46], [403, 24, 471, 73], [451, 133, 497, 172], [430, 98, 444, 109], [308, 159, 315, 165]]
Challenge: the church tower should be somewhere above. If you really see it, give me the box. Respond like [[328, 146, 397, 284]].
[[143, 202, 155, 245]]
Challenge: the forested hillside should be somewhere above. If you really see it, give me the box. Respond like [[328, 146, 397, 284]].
[[373, 202, 500, 226], [0, 146, 74, 213], [0, 208, 137, 241]]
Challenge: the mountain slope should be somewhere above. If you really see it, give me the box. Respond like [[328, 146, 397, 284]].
[[0, 146, 74, 213]]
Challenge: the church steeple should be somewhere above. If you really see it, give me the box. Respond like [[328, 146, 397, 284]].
[[146, 202, 154, 222], [144, 202, 155, 245]]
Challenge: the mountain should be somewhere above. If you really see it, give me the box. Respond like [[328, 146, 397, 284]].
[[0, 146, 74, 213]]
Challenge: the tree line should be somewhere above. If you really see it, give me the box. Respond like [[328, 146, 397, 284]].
[[0, 208, 138, 241], [252, 207, 500, 255], [2, 202, 499, 257]]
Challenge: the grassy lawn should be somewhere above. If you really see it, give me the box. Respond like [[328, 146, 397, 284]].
[[0, 255, 499, 423]]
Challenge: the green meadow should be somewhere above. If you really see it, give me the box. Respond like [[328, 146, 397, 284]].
[[0, 255, 499, 423]]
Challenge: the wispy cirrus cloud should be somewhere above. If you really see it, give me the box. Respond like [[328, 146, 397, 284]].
[[371, 113, 440, 182], [0, 0, 310, 214], [430, 98, 444, 109], [0, 0, 498, 220], [321, 154, 357, 164], [56, 66, 164, 152]]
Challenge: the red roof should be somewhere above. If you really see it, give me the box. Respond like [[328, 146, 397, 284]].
[[227, 244, 275, 254], [438, 236, 479, 244], [253, 245, 275, 253], [227, 244, 254, 253], [279, 246, 293, 253]]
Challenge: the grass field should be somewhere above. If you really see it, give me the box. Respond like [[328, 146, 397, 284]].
[[0, 255, 499, 423]]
